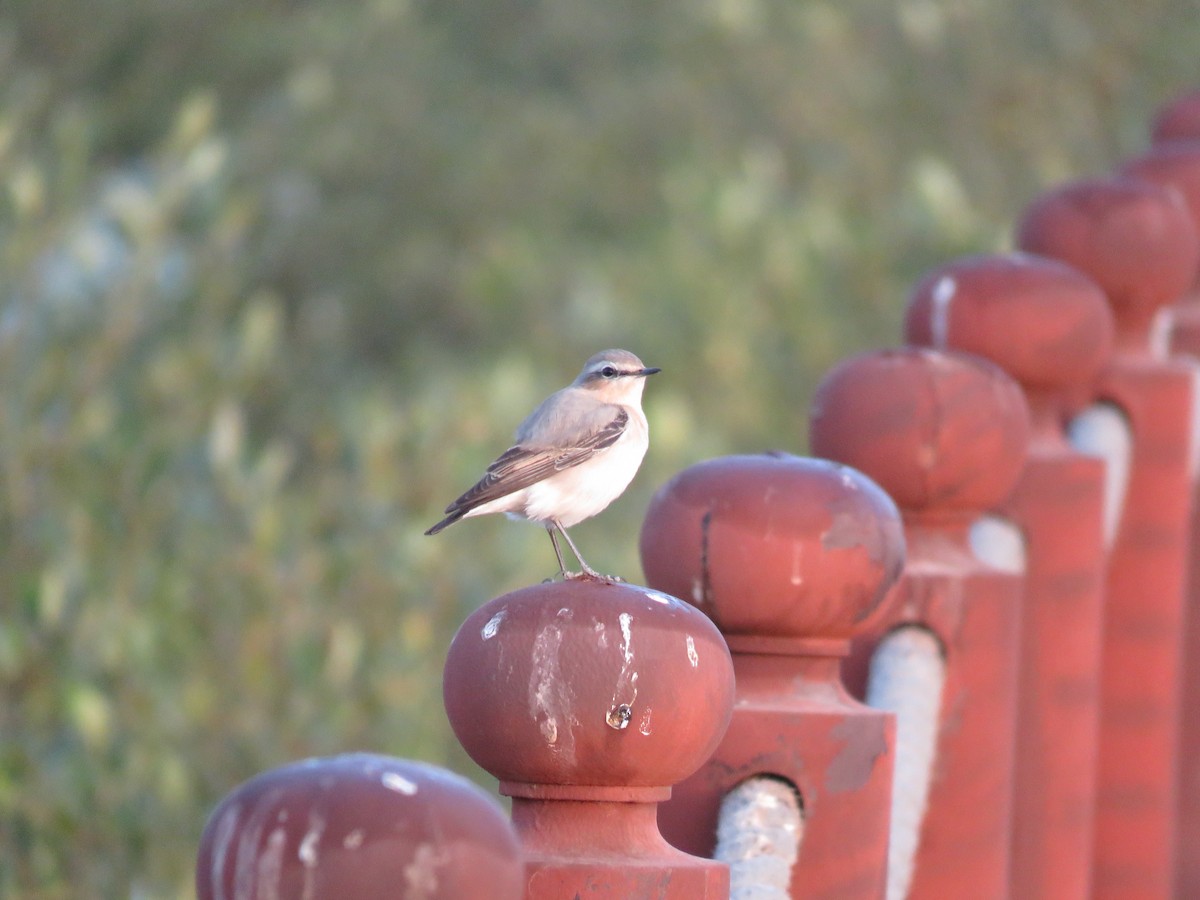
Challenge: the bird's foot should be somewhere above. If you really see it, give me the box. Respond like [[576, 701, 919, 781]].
[[562, 569, 625, 584]]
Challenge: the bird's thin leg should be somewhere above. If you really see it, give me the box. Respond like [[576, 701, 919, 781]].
[[546, 527, 571, 579], [553, 522, 603, 579]]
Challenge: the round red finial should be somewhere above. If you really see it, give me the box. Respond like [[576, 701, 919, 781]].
[[1152, 90, 1200, 144], [196, 754, 523, 900], [809, 348, 1030, 515], [905, 253, 1114, 393], [1015, 176, 1200, 339], [639, 453, 905, 646], [1122, 143, 1200, 238], [443, 580, 735, 800]]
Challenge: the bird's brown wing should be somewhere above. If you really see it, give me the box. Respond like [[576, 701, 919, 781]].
[[441, 407, 629, 517]]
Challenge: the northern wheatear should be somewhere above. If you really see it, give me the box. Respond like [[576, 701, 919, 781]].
[[425, 349, 660, 579]]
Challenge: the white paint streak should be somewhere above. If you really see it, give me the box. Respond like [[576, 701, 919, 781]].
[[343, 829, 365, 850], [642, 589, 672, 605], [609, 613, 639, 727], [619, 613, 634, 664], [255, 827, 287, 900], [382, 772, 419, 795], [298, 813, 325, 867], [404, 843, 449, 897], [481, 611, 505, 640], [692, 577, 704, 605], [529, 623, 574, 758], [687, 635, 699, 668], [790, 544, 804, 587], [639, 708, 653, 735], [930, 275, 956, 348]]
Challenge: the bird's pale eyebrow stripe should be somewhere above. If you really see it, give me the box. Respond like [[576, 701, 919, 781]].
[[586, 367, 635, 380]]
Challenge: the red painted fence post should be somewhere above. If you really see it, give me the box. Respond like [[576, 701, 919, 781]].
[[195, 753, 524, 900], [1122, 127, 1200, 900], [443, 579, 735, 899], [1151, 89, 1200, 145], [904, 253, 1115, 899], [641, 453, 906, 899], [1017, 176, 1200, 899], [810, 347, 1030, 900]]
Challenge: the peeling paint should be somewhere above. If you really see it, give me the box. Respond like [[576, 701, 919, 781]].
[[826, 716, 890, 793], [481, 611, 505, 641], [639, 708, 653, 735], [528, 623, 574, 760], [822, 509, 866, 551], [382, 772, 418, 795], [404, 842, 449, 897], [686, 635, 699, 668], [298, 813, 325, 867]]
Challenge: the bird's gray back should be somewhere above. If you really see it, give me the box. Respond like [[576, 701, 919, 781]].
[[514, 388, 621, 449]]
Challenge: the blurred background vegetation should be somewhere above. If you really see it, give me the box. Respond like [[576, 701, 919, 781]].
[[0, 0, 1196, 895]]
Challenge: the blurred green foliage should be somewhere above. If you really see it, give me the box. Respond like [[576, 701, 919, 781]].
[[0, 0, 1196, 895]]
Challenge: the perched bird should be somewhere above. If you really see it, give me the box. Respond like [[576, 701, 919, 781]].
[[425, 349, 660, 579]]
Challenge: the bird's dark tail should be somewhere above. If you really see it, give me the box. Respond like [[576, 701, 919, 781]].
[[424, 509, 467, 536]]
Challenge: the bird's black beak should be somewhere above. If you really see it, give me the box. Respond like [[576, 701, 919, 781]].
[[638, 367, 662, 377]]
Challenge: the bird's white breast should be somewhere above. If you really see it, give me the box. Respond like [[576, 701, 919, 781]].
[[520, 407, 650, 528]]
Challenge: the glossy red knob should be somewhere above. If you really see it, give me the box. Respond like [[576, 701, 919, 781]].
[[443, 579, 735, 800], [906, 253, 1114, 394], [639, 453, 905, 645], [810, 348, 1030, 515], [1152, 90, 1200, 144], [1015, 176, 1199, 339], [1123, 143, 1200, 238], [196, 754, 523, 900]]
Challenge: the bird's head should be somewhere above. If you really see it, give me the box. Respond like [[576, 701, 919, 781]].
[[574, 349, 661, 402]]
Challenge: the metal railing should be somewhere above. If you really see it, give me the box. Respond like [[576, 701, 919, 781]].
[[195, 87, 1200, 900]]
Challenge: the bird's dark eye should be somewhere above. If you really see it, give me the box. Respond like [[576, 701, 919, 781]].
[[601, 365, 617, 378]]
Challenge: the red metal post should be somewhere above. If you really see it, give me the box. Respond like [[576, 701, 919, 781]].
[[443, 579, 735, 899], [1018, 176, 1200, 899], [810, 347, 1030, 900], [195, 753, 524, 900], [905, 254, 1115, 899], [1121, 137, 1200, 900], [640, 453, 906, 899], [1151, 89, 1200, 145]]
